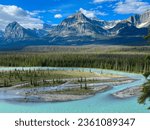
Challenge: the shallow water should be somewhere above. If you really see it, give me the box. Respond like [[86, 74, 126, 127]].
[[0, 67, 149, 113]]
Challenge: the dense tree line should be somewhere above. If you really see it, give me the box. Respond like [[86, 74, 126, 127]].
[[0, 53, 150, 74], [145, 25, 150, 41], [0, 70, 66, 88]]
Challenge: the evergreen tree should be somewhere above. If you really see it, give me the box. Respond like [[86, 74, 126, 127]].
[[138, 81, 150, 109], [145, 25, 150, 41]]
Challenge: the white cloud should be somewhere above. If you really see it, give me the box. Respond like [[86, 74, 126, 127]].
[[79, 8, 95, 18], [48, 9, 61, 13], [114, 0, 150, 14], [54, 14, 62, 18], [0, 4, 43, 30], [79, 8, 107, 18], [31, 10, 47, 15], [31, 9, 61, 16], [93, 0, 116, 3]]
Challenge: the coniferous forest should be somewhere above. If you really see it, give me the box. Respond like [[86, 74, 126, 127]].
[[0, 53, 150, 74]]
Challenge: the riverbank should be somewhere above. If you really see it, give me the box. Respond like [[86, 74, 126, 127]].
[[1, 77, 135, 103], [112, 86, 143, 98], [0, 67, 138, 103], [0, 67, 148, 113], [7, 85, 111, 103]]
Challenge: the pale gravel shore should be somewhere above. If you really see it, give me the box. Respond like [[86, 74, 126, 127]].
[[19, 85, 112, 102], [4, 85, 112, 102], [112, 86, 143, 98], [27, 94, 93, 102], [5, 94, 93, 103]]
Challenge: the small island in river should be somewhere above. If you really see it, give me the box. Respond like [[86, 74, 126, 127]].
[[112, 86, 143, 98]]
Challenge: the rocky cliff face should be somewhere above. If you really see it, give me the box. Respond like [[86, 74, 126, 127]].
[[50, 11, 107, 37], [108, 21, 132, 35], [128, 10, 150, 28], [4, 21, 37, 40]]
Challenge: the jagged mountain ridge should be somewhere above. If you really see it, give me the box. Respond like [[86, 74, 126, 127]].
[[128, 10, 150, 28], [47, 11, 148, 43], [49, 11, 107, 37], [108, 20, 147, 36], [0, 10, 149, 47]]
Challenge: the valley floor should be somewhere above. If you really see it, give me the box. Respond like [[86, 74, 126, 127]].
[[21, 45, 150, 54]]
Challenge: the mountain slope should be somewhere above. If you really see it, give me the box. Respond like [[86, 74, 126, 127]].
[[128, 10, 150, 28], [109, 20, 148, 36], [50, 11, 107, 37], [4, 21, 38, 41], [0, 30, 4, 38]]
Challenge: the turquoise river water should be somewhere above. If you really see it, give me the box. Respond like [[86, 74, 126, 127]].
[[0, 67, 149, 113]]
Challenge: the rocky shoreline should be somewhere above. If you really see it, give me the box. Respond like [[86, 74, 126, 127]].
[[112, 86, 143, 98], [13, 78, 135, 102], [0, 67, 140, 103], [7, 85, 112, 103], [1, 78, 136, 102]]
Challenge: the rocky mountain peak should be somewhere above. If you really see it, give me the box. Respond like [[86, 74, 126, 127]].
[[68, 11, 85, 18], [5, 21, 24, 39], [9, 21, 20, 26], [5, 21, 23, 32], [4, 21, 37, 40], [128, 10, 150, 28], [63, 11, 90, 25], [51, 11, 107, 37], [73, 11, 85, 19], [139, 9, 150, 23]]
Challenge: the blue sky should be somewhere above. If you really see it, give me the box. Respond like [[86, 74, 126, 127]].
[[0, 0, 150, 30]]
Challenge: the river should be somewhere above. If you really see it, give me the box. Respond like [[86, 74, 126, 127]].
[[0, 67, 149, 113]]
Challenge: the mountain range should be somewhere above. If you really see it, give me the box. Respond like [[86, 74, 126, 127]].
[[0, 10, 150, 49]]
